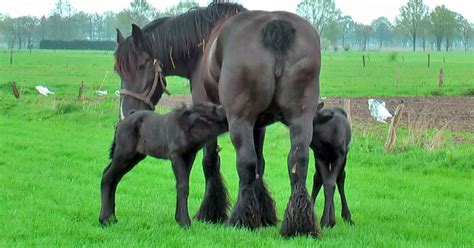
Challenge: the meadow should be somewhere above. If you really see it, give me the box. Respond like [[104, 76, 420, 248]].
[[0, 50, 473, 247]]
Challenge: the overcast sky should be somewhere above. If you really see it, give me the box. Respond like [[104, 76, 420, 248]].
[[1, 0, 472, 24]]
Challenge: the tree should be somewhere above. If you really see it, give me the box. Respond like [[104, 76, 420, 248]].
[[457, 16, 472, 51], [396, 0, 429, 51], [164, 0, 199, 16], [418, 15, 432, 51], [430, 5, 457, 51], [340, 15, 354, 50], [371, 17, 393, 49], [355, 23, 372, 51], [324, 19, 342, 50], [296, 0, 340, 36], [128, 0, 156, 27]]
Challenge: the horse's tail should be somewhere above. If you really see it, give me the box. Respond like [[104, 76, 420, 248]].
[[261, 19, 296, 78]]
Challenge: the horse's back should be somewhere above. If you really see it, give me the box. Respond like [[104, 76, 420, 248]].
[[215, 10, 321, 117]]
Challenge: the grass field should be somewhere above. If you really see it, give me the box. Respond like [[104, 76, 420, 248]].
[[0, 49, 473, 97], [1, 50, 473, 246]]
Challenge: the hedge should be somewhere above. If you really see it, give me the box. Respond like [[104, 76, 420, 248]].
[[39, 40, 116, 51]]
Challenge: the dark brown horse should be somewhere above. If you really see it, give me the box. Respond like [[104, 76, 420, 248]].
[[111, 2, 321, 237]]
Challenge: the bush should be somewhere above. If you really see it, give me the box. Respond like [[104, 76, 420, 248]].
[[39, 40, 116, 51]]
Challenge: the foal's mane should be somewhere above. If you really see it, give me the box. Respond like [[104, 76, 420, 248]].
[[115, 1, 246, 78]]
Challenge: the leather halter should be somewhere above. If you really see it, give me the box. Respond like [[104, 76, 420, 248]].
[[119, 59, 168, 111]]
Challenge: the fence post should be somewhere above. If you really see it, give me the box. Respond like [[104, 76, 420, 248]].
[[427, 54, 430, 68], [78, 81, 84, 101], [385, 103, 405, 150], [362, 55, 366, 67], [10, 50, 13, 65], [343, 99, 352, 127], [11, 82, 20, 99], [438, 69, 444, 94]]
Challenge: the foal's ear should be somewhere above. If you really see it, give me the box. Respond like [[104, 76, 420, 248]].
[[131, 24, 144, 48], [317, 102, 324, 111], [116, 29, 125, 44]]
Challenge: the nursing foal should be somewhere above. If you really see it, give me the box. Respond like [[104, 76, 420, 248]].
[[311, 103, 354, 228], [99, 103, 228, 227]]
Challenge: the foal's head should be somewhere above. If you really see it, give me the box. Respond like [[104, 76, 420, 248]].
[[178, 103, 228, 142], [115, 25, 169, 119]]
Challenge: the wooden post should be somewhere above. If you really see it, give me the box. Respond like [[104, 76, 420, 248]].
[[10, 50, 13, 65], [362, 55, 366, 67], [11, 82, 20, 99], [438, 69, 444, 94], [78, 81, 84, 101], [395, 65, 400, 89], [343, 99, 352, 126], [427, 54, 430, 68], [385, 103, 405, 150]]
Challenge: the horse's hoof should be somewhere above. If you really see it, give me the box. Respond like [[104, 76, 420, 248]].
[[280, 185, 320, 237], [99, 215, 118, 226]]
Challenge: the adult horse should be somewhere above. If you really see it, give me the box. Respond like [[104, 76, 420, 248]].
[[110, 2, 321, 236]]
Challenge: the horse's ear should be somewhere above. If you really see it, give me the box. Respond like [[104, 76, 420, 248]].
[[131, 24, 144, 48], [116, 29, 125, 44], [317, 102, 324, 111]]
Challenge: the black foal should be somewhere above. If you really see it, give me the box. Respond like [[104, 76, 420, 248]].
[[99, 103, 228, 227], [311, 103, 354, 228]]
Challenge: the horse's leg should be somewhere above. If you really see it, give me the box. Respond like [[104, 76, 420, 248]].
[[337, 158, 354, 225], [254, 126, 277, 227], [99, 154, 145, 225], [226, 118, 266, 229], [280, 113, 320, 237], [194, 138, 230, 223], [171, 152, 196, 227]]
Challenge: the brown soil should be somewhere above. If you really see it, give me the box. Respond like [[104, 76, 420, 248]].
[[158, 95, 474, 132]]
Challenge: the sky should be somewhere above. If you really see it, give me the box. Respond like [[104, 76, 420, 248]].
[[0, 0, 472, 24]]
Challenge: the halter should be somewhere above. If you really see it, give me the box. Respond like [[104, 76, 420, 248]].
[[119, 59, 170, 111]]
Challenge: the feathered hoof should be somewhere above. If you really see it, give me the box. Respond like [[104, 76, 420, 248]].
[[280, 184, 321, 238]]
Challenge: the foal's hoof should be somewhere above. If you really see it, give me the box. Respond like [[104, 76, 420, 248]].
[[345, 219, 355, 225], [99, 215, 118, 226]]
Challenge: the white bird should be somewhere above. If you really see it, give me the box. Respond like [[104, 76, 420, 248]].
[[368, 99, 392, 123], [35, 86, 54, 96]]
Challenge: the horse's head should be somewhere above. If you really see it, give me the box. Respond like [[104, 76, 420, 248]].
[[115, 24, 169, 120]]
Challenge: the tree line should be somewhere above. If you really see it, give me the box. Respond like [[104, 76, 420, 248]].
[[1, 0, 473, 51], [0, 0, 199, 50], [297, 0, 473, 51]]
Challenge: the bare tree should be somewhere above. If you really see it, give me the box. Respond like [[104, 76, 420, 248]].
[[430, 5, 457, 51], [457, 16, 472, 51], [296, 0, 340, 36], [371, 17, 393, 49], [396, 0, 429, 51]]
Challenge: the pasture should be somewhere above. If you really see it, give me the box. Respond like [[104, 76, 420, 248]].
[[1, 50, 473, 247]]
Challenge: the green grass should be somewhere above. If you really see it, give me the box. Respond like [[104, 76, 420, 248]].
[[1, 92, 473, 247], [1, 49, 473, 97], [0, 50, 473, 246]]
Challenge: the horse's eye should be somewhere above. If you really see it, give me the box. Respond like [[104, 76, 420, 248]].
[[138, 64, 146, 70]]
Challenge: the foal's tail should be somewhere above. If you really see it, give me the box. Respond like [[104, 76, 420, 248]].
[[261, 19, 296, 78]]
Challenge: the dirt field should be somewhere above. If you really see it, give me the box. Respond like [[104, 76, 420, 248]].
[[158, 95, 474, 132]]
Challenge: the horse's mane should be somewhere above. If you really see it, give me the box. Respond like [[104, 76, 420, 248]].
[[115, 1, 246, 78]]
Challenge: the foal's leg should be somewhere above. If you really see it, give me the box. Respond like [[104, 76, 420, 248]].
[[311, 152, 323, 205], [280, 114, 320, 237], [171, 152, 196, 227], [194, 138, 230, 223], [337, 158, 354, 225], [99, 153, 145, 225], [254, 126, 277, 227], [317, 158, 336, 228]]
